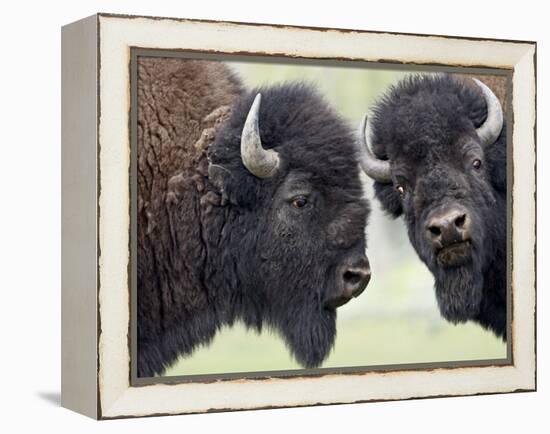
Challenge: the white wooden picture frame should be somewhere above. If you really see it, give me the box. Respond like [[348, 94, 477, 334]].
[[61, 13, 536, 419]]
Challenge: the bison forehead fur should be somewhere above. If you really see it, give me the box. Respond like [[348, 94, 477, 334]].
[[369, 73, 507, 338], [137, 58, 370, 377]]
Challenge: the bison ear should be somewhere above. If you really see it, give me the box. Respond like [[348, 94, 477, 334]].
[[207, 164, 232, 206], [373, 182, 403, 218], [207, 162, 259, 208], [208, 164, 228, 190]]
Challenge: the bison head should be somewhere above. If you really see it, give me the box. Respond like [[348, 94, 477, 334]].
[[208, 83, 371, 367], [358, 74, 506, 325]]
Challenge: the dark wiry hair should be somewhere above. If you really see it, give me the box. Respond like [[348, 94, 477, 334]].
[[367, 73, 507, 338], [137, 61, 369, 377], [210, 82, 366, 206], [205, 82, 369, 364]]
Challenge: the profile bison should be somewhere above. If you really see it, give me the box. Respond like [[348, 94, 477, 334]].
[[137, 58, 371, 377], [359, 74, 506, 338]]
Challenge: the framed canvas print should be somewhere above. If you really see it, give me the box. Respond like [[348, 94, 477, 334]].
[[61, 13, 536, 419]]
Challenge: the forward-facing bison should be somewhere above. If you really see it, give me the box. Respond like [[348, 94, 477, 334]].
[[137, 58, 371, 377], [359, 74, 507, 338]]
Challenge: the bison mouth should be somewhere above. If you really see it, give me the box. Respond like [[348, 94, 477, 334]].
[[324, 294, 353, 310], [436, 240, 472, 267]]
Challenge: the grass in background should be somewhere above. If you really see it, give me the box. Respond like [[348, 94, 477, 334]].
[[165, 318, 505, 376]]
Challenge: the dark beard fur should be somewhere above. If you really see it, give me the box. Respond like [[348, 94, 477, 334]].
[[274, 306, 337, 368], [434, 262, 484, 323]]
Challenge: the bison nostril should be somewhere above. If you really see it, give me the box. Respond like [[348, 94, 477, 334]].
[[326, 263, 370, 309], [428, 225, 441, 237], [455, 213, 467, 228], [343, 267, 371, 298], [343, 270, 361, 285]]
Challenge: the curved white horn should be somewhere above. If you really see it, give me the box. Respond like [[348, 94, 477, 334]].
[[358, 114, 392, 183], [472, 78, 504, 147], [240, 93, 281, 179]]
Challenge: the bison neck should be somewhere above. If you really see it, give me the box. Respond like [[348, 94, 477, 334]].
[[137, 161, 254, 377]]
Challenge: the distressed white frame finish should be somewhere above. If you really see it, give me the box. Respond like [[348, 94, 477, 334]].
[[61, 13, 536, 419]]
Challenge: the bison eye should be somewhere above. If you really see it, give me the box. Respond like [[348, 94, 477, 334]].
[[395, 185, 405, 196], [291, 196, 308, 209], [472, 159, 482, 169]]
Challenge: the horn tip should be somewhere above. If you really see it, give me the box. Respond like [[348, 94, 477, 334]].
[[471, 78, 490, 92], [358, 113, 368, 140], [248, 93, 262, 114]]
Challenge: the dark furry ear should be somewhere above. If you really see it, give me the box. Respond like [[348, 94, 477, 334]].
[[373, 182, 403, 217], [207, 162, 260, 208], [207, 164, 228, 191], [207, 164, 232, 206]]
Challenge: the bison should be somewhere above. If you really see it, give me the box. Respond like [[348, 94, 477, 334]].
[[358, 74, 507, 338], [137, 58, 371, 377]]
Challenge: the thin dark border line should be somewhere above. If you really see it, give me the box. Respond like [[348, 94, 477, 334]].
[[533, 48, 538, 392], [100, 386, 535, 421], [96, 12, 537, 46], [96, 14, 102, 421], [129, 48, 513, 388], [507, 71, 514, 363], [129, 47, 138, 396], [125, 46, 515, 71], [132, 358, 512, 387], [130, 47, 514, 73]]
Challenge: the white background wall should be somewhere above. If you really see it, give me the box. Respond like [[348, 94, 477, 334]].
[[0, 1, 546, 432]]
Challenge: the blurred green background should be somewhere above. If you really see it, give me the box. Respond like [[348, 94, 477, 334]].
[[163, 60, 506, 377]]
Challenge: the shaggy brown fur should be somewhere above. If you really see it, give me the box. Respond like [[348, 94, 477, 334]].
[[137, 58, 243, 316], [138, 58, 242, 236]]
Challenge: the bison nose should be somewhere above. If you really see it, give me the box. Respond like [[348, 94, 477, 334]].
[[342, 260, 371, 298], [426, 206, 471, 249], [325, 256, 371, 310]]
